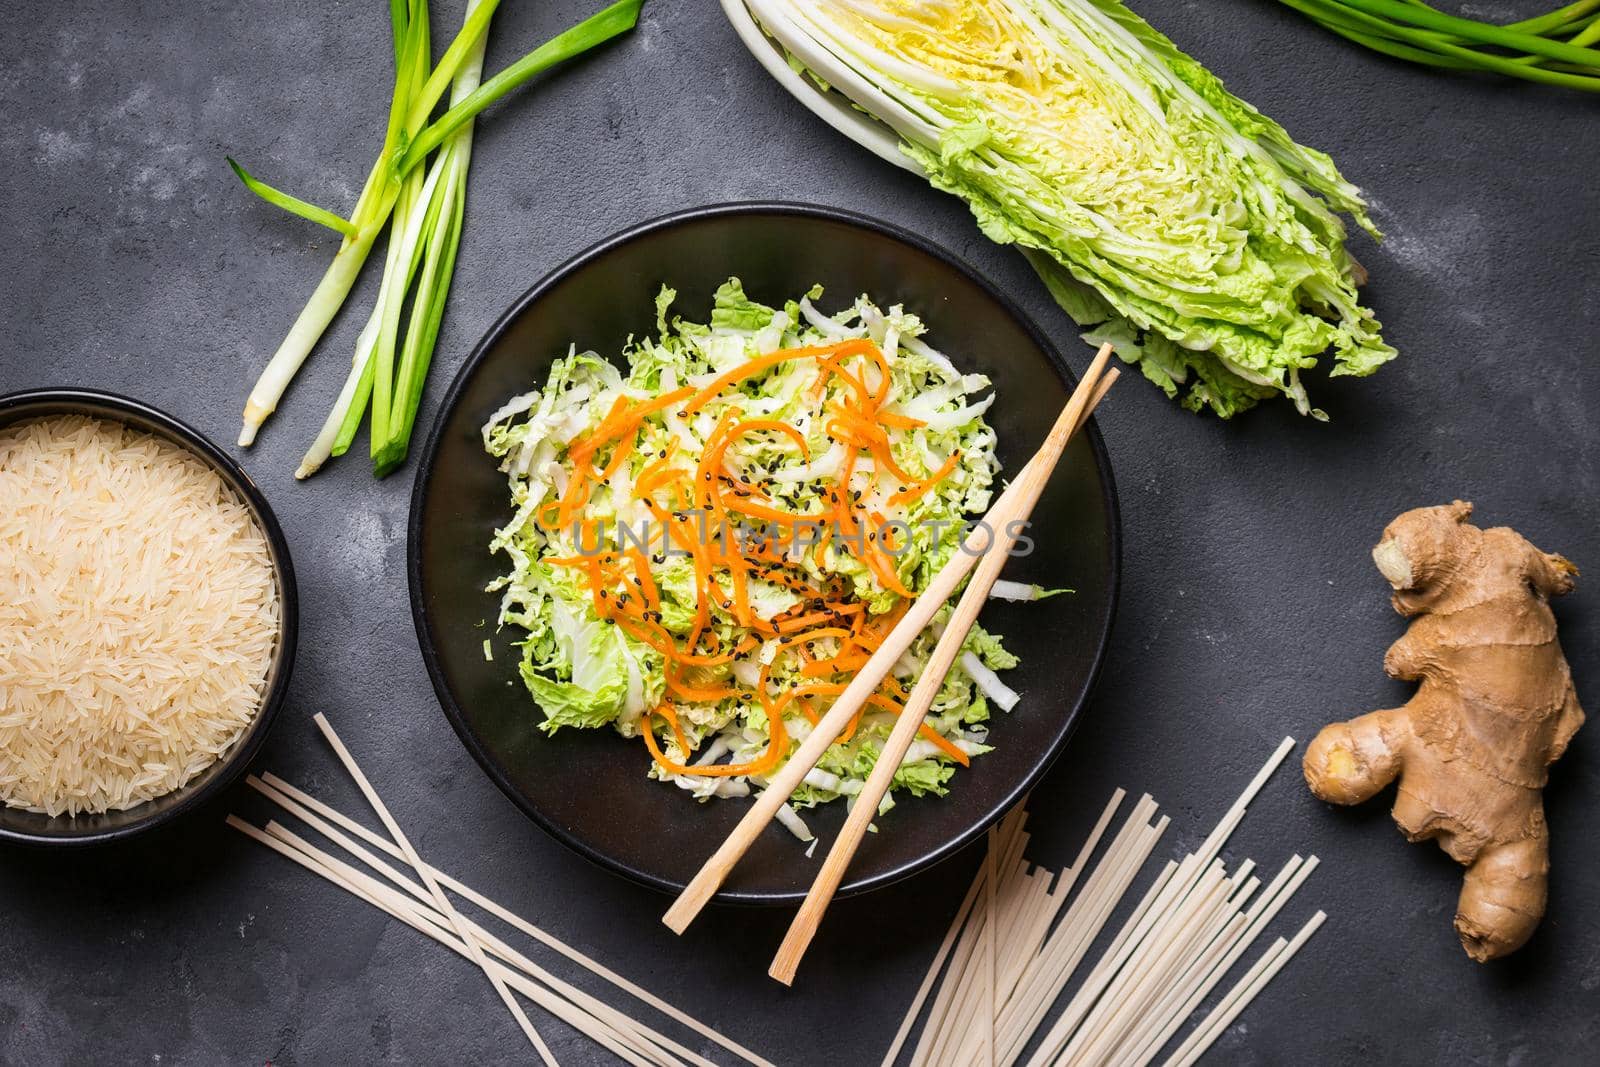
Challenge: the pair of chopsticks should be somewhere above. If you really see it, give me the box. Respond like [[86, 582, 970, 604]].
[[662, 344, 1119, 983]]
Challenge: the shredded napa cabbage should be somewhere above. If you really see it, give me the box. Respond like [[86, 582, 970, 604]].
[[483, 280, 1051, 812]]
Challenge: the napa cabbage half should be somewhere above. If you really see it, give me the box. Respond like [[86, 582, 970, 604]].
[[747, 0, 1395, 417]]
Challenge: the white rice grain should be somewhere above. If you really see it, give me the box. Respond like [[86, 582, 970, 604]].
[[0, 416, 279, 816]]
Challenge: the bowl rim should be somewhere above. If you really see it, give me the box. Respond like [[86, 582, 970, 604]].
[[0, 387, 299, 847], [408, 200, 1121, 902]]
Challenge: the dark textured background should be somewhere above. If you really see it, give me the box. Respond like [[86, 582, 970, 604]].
[[2, 1, 1596, 1063]]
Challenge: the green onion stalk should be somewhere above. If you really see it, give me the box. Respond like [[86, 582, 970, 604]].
[[297, 0, 482, 479], [1276, 0, 1600, 90], [231, 0, 646, 476]]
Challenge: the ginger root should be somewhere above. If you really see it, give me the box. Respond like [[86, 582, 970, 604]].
[[1304, 501, 1584, 961]]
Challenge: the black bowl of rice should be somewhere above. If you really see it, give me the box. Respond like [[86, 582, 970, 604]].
[[0, 389, 296, 845]]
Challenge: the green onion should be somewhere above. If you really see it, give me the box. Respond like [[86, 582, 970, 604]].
[[231, 0, 647, 467], [226, 159, 358, 238], [1278, 0, 1600, 90], [400, 0, 649, 172], [370, 32, 481, 476], [372, 147, 468, 476], [298, 3, 479, 480]]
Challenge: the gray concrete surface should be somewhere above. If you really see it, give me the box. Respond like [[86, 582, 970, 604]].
[[1, 0, 1596, 1063]]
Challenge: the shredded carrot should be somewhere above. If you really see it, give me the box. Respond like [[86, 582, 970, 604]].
[[774, 610, 840, 634], [812, 357, 870, 406], [570, 386, 693, 464], [653, 702, 692, 756], [866, 436, 917, 485], [644, 703, 788, 779], [568, 395, 630, 464], [553, 468, 594, 528], [682, 350, 816, 414], [877, 410, 926, 430], [890, 450, 962, 506], [635, 456, 676, 487], [681, 340, 871, 414], [625, 550, 660, 611], [859, 343, 892, 407], [721, 418, 810, 461], [535, 499, 565, 530], [665, 664, 739, 703], [769, 683, 901, 728], [616, 615, 735, 668], [636, 463, 687, 496], [918, 726, 971, 766], [593, 433, 635, 483], [799, 653, 870, 678]]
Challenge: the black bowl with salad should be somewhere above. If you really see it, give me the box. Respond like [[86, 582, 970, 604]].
[[409, 202, 1119, 902]]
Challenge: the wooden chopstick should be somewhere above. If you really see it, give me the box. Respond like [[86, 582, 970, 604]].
[[767, 356, 1118, 984], [310, 714, 558, 1064], [662, 345, 1117, 936]]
